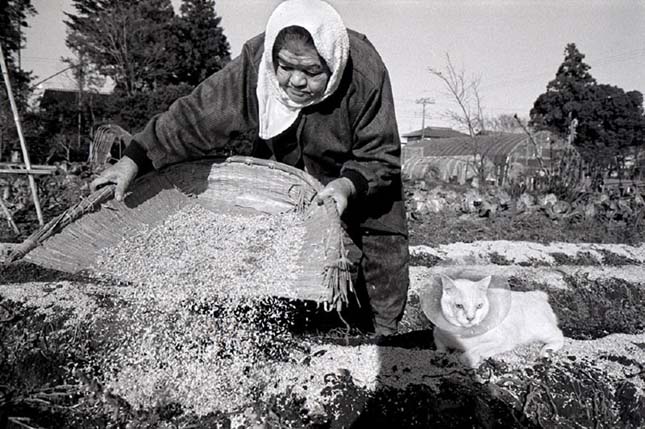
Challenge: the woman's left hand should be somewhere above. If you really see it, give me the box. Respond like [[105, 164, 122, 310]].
[[316, 177, 356, 216]]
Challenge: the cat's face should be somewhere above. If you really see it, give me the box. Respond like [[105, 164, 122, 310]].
[[440, 275, 492, 328]]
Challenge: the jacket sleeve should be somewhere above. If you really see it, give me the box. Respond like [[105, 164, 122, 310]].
[[340, 68, 402, 198], [129, 44, 259, 170]]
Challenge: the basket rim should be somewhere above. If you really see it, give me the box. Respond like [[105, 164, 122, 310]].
[[155, 156, 325, 195], [7, 156, 330, 267]]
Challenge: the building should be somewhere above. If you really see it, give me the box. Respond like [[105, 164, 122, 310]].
[[38, 88, 113, 114], [402, 131, 568, 185], [401, 126, 469, 143]]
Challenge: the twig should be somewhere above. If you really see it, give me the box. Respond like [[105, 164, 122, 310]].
[[38, 323, 54, 361], [8, 417, 45, 429], [335, 309, 351, 336], [522, 383, 539, 416], [21, 397, 52, 406], [31, 384, 78, 394], [0, 197, 19, 235], [541, 383, 559, 416], [0, 302, 16, 323], [513, 114, 548, 177], [592, 391, 601, 429], [32, 391, 75, 399], [496, 375, 523, 387], [624, 366, 645, 378]]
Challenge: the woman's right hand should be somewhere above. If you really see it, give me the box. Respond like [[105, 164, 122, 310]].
[[90, 156, 139, 201]]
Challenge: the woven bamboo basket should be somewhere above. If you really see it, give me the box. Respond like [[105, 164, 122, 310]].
[[5, 156, 355, 309]]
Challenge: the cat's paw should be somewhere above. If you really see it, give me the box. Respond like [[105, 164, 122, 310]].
[[459, 352, 482, 368], [434, 343, 448, 354], [539, 346, 559, 359]]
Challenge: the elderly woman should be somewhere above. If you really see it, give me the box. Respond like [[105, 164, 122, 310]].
[[91, 0, 409, 336]]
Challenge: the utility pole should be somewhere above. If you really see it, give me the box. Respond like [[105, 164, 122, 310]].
[[416, 97, 435, 140]]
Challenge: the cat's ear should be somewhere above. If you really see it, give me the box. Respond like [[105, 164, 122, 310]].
[[477, 275, 493, 290], [440, 274, 456, 291]]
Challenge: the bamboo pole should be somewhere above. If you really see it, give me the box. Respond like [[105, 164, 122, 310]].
[[0, 44, 44, 226], [0, 168, 55, 175], [0, 162, 57, 170]]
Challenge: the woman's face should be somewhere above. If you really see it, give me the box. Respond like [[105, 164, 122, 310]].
[[275, 39, 331, 104]]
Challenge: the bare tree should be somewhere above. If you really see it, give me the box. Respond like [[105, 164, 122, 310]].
[[429, 54, 492, 185], [429, 54, 485, 137], [487, 113, 528, 133]]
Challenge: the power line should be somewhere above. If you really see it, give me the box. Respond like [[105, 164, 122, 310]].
[[29, 64, 79, 90]]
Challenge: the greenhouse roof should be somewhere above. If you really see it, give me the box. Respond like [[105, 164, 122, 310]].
[[404, 133, 528, 160]]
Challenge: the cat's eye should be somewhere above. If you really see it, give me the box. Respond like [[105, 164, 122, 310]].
[[456, 304, 464, 309], [476, 304, 483, 309]]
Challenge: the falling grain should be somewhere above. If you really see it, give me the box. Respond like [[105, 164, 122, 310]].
[[88, 204, 308, 415]]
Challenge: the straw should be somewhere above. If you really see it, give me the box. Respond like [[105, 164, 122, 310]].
[[5, 184, 116, 264]]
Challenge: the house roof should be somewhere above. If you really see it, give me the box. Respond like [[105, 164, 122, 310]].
[[39, 88, 112, 108], [402, 126, 469, 139]]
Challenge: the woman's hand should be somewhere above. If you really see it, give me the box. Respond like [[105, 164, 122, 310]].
[[316, 177, 356, 216], [90, 156, 139, 201]]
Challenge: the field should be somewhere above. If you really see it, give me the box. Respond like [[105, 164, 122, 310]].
[[1, 176, 644, 428]]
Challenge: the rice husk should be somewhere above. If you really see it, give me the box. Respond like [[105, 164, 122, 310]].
[[86, 204, 307, 415]]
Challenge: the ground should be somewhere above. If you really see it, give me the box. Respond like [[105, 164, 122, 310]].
[[0, 176, 644, 428]]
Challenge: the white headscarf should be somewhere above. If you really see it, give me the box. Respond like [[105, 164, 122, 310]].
[[256, 0, 350, 139]]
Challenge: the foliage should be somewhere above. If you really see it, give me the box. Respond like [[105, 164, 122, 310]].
[[530, 44, 596, 138], [65, 0, 178, 96], [65, 0, 231, 96], [171, 0, 231, 87], [530, 43, 645, 168], [107, 83, 194, 133], [29, 90, 114, 163], [56, 0, 232, 151], [61, 54, 107, 96], [486, 114, 528, 133], [0, 0, 36, 160], [575, 84, 645, 166]]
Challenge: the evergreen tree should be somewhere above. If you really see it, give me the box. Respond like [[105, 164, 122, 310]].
[[0, 0, 36, 159], [529, 43, 596, 140], [171, 0, 231, 86], [65, 0, 177, 95], [64, 0, 232, 132], [530, 43, 645, 167], [575, 84, 645, 163], [0, 0, 35, 93]]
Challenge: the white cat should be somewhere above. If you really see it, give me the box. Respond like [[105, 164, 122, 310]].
[[429, 274, 564, 368]]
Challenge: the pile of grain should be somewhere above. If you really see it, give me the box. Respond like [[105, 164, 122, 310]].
[[94, 203, 306, 303], [87, 204, 308, 415]]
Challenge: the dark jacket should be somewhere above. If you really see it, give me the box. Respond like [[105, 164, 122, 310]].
[[126, 29, 407, 236]]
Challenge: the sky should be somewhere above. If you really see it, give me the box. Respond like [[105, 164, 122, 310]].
[[19, 0, 645, 134]]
